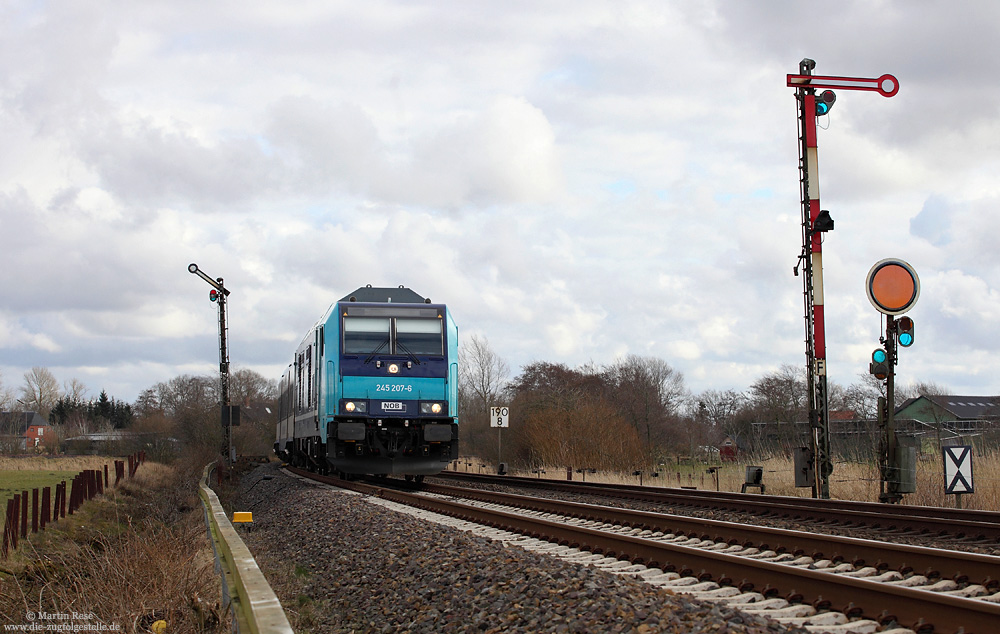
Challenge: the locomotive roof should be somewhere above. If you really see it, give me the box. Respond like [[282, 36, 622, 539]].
[[340, 285, 428, 304]]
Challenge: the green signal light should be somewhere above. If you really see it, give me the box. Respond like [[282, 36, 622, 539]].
[[870, 347, 889, 380], [897, 316, 914, 347], [815, 90, 836, 116]]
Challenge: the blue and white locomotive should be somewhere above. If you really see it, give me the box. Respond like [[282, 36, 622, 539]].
[[275, 285, 459, 477]]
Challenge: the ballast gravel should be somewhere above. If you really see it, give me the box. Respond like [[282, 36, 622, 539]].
[[231, 463, 807, 634]]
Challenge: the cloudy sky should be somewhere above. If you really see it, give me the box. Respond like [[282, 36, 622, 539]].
[[2, 1, 999, 404]]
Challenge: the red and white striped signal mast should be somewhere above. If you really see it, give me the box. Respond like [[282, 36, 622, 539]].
[[787, 60, 899, 499]]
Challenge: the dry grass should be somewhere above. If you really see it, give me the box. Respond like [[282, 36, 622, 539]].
[[0, 458, 226, 632], [0, 455, 115, 471]]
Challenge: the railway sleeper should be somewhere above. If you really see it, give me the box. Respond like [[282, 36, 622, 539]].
[[745, 604, 816, 618], [982, 590, 1000, 603], [939, 583, 990, 598], [711, 591, 768, 605], [803, 622, 882, 634]]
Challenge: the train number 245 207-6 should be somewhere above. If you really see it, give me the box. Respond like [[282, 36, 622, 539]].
[[376, 384, 413, 393]]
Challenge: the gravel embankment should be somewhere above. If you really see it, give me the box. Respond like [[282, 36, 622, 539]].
[[231, 463, 808, 634]]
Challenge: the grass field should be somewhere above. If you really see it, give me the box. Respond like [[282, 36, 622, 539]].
[[0, 455, 117, 506], [0, 470, 79, 507]]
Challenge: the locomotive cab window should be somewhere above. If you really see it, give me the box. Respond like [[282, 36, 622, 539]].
[[396, 318, 443, 355], [342, 314, 443, 356], [343, 317, 390, 354]]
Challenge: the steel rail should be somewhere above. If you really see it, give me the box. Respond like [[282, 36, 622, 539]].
[[418, 480, 1000, 589], [438, 471, 1000, 539], [291, 468, 1000, 634]]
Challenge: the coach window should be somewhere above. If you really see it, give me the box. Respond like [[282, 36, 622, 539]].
[[343, 317, 390, 354], [395, 318, 443, 356]]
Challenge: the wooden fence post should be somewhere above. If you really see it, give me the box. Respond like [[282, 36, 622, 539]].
[[2, 498, 14, 558], [41, 487, 50, 531], [31, 489, 38, 534], [68, 476, 77, 515], [11, 494, 20, 550], [20, 491, 28, 540]]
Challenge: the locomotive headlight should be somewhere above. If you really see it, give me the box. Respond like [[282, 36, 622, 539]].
[[420, 402, 444, 415], [344, 401, 367, 413], [388, 363, 400, 374]]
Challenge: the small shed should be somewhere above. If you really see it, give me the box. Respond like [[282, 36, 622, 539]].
[[719, 435, 740, 462]]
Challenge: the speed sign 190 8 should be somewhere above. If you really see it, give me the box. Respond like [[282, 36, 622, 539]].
[[489, 406, 509, 428]]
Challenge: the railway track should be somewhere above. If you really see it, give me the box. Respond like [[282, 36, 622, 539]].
[[436, 471, 1000, 542], [288, 466, 1000, 633]]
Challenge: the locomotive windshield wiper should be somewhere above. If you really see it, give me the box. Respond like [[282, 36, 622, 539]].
[[395, 340, 422, 365], [364, 338, 390, 364]]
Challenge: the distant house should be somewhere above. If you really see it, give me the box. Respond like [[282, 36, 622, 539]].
[[62, 430, 151, 455], [827, 409, 867, 437], [895, 395, 1000, 436], [830, 410, 858, 423], [0, 411, 54, 451]]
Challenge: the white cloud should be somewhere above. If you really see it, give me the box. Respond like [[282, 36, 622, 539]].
[[3, 0, 1000, 401]]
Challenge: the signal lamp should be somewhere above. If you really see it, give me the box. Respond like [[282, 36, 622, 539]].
[[210, 289, 219, 302], [870, 348, 889, 380], [815, 90, 836, 116], [812, 209, 835, 233], [897, 316, 914, 347]]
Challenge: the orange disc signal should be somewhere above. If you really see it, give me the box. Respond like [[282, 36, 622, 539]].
[[866, 259, 919, 316]]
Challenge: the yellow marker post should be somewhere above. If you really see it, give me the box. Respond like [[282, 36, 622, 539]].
[[232, 512, 253, 523]]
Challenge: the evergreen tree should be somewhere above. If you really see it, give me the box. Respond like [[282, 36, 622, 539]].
[[96, 390, 113, 421]]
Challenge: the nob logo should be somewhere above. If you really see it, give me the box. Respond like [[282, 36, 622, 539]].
[[382, 402, 405, 411]]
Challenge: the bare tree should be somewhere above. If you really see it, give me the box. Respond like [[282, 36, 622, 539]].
[[153, 374, 217, 419], [63, 378, 89, 401], [458, 334, 511, 460], [695, 389, 746, 438], [0, 370, 15, 410], [459, 334, 510, 406], [20, 367, 61, 416], [229, 366, 278, 403], [748, 364, 807, 419], [133, 387, 162, 418], [896, 380, 950, 402], [227, 367, 279, 456], [604, 355, 688, 452], [745, 364, 809, 452]]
